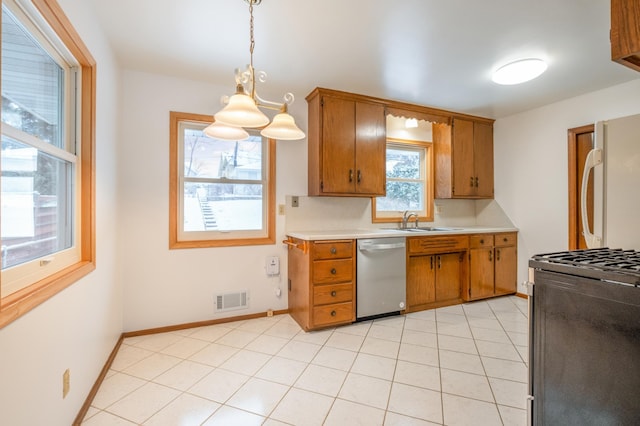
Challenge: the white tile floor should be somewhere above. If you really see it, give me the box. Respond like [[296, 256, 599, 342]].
[[82, 295, 529, 426]]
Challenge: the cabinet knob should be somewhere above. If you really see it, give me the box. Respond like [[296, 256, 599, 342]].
[[503, 237, 508, 242], [331, 291, 337, 297], [480, 239, 484, 244], [330, 247, 337, 254], [331, 310, 337, 317], [330, 268, 337, 275]]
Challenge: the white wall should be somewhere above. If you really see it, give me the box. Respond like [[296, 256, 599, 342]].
[[494, 78, 640, 293], [118, 70, 308, 331], [0, 1, 122, 425]]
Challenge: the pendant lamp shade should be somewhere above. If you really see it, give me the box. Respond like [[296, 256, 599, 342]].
[[203, 121, 249, 141], [260, 112, 306, 140], [214, 93, 270, 128]]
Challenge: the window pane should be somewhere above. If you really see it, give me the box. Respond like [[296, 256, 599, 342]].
[[183, 129, 263, 180], [1, 136, 73, 269], [387, 147, 421, 179], [377, 181, 424, 212], [183, 182, 263, 232], [1, 7, 65, 148]]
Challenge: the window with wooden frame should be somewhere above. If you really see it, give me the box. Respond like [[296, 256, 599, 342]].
[[0, 0, 96, 328], [169, 111, 276, 248], [372, 138, 434, 223]]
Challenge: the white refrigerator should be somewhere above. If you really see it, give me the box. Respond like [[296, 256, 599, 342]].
[[582, 113, 640, 250]]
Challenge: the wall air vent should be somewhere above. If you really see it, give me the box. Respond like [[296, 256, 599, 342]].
[[215, 290, 249, 312]]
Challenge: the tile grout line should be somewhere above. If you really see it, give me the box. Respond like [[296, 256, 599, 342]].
[[471, 299, 506, 426]]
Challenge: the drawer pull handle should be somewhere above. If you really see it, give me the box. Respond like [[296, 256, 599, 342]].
[[331, 291, 337, 297], [331, 310, 337, 317], [470, 177, 474, 187], [330, 247, 337, 254], [330, 268, 337, 275]]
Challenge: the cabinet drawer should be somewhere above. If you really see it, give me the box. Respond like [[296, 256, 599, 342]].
[[313, 283, 353, 305], [313, 302, 353, 327], [312, 259, 353, 284], [470, 234, 494, 248], [312, 241, 353, 260], [408, 235, 469, 254], [494, 232, 517, 247]]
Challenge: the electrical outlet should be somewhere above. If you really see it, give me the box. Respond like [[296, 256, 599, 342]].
[[63, 369, 70, 398], [278, 204, 285, 215], [291, 196, 299, 207], [267, 309, 274, 317]]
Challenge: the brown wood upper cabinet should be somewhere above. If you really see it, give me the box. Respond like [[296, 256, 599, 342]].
[[611, 0, 640, 72], [433, 118, 494, 199], [307, 88, 386, 197]]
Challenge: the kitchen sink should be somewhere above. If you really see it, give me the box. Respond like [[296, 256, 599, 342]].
[[385, 227, 464, 232]]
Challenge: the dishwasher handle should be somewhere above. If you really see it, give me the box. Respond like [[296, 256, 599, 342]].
[[358, 242, 405, 252]]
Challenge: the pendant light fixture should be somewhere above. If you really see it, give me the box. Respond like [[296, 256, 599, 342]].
[[206, 0, 305, 141]]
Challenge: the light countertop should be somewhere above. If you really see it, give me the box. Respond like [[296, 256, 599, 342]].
[[287, 226, 518, 241]]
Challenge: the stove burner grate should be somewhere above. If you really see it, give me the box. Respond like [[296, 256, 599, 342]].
[[530, 248, 640, 286]]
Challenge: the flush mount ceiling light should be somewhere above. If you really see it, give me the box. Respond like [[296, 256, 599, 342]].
[[206, 0, 305, 141], [492, 58, 548, 85]]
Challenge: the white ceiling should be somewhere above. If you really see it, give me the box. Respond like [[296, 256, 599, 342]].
[[88, 0, 639, 119]]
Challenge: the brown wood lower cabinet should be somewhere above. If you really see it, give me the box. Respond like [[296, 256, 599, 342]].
[[465, 232, 517, 301], [286, 237, 356, 331], [286, 232, 517, 330], [406, 235, 469, 312]]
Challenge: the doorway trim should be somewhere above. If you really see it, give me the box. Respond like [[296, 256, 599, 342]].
[[568, 124, 594, 250]]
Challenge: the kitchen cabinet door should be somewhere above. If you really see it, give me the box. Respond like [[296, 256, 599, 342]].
[[435, 253, 462, 302], [407, 255, 436, 308], [473, 122, 494, 198], [354, 101, 386, 195], [321, 96, 356, 194], [469, 247, 495, 299], [451, 119, 475, 197], [494, 245, 517, 295]]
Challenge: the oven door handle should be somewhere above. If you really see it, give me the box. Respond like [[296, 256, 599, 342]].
[[358, 242, 405, 252], [581, 146, 603, 248]]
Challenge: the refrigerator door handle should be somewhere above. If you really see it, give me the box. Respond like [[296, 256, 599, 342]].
[[581, 147, 603, 248], [527, 395, 534, 426]]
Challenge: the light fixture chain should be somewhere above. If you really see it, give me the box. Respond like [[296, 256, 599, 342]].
[[248, 0, 255, 67]]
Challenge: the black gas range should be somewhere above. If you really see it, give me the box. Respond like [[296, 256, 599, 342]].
[[528, 248, 640, 425]]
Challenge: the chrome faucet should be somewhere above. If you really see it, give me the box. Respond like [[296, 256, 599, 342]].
[[402, 211, 418, 229]]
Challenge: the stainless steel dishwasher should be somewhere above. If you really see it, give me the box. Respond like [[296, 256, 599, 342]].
[[356, 237, 406, 320]]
